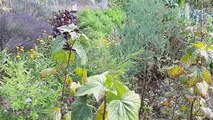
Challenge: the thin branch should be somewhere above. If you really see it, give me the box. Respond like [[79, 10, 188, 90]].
[[60, 40, 76, 120], [103, 93, 107, 120]]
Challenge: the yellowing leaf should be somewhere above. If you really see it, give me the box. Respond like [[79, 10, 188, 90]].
[[206, 45, 213, 51], [167, 65, 184, 78], [203, 70, 212, 84], [195, 81, 209, 97], [81, 73, 88, 84], [187, 77, 196, 88], [96, 103, 108, 120], [75, 68, 88, 84], [76, 68, 87, 77], [193, 42, 206, 49]]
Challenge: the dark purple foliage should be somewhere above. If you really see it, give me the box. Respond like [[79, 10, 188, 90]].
[[0, 13, 52, 53], [50, 10, 77, 39]]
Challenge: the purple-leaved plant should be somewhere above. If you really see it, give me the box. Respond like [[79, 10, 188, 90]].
[[50, 10, 77, 40]]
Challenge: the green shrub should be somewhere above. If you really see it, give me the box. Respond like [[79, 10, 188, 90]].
[[78, 8, 136, 79], [0, 47, 61, 119], [115, 0, 188, 118], [78, 8, 125, 39]]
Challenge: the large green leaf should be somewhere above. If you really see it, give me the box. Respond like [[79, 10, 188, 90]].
[[51, 36, 65, 52], [71, 97, 93, 120], [52, 50, 66, 63], [76, 72, 108, 102], [73, 44, 88, 65], [107, 90, 119, 103], [108, 91, 141, 120], [113, 80, 129, 98], [51, 50, 75, 64]]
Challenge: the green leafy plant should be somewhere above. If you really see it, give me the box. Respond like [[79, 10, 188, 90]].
[[0, 50, 61, 119], [75, 72, 141, 120], [78, 8, 125, 39], [39, 19, 141, 119], [119, 1, 187, 119]]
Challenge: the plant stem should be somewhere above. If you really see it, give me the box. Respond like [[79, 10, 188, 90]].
[[60, 50, 72, 119], [189, 97, 196, 120], [103, 93, 107, 120], [60, 40, 76, 120]]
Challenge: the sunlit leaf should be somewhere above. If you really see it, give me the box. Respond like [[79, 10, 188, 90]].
[[105, 75, 113, 88], [76, 72, 108, 102], [203, 70, 212, 84], [193, 42, 206, 49], [206, 45, 213, 51], [76, 68, 87, 76], [75, 68, 88, 84], [195, 81, 209, 97], [108, 91, 141, 120], [113, 80, 129, 98], [167, 65, 184, 78], [107, 90, 119, 103], [200, 48, 208, 59]]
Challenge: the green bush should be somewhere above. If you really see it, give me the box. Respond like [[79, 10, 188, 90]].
[[116, 0, 187, 118], [78, 8, 136, 79], [0, 47, 61, 119], [78, 8, 125, 39]]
